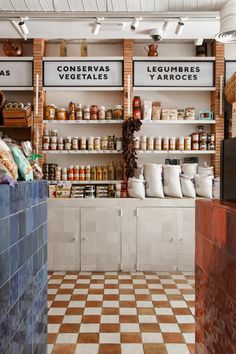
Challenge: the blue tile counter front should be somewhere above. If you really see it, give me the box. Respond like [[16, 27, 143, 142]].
[[0, 181, 48, 354]]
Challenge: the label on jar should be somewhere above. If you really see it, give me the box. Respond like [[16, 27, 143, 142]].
[[43, 143, 49, 150], [50, 143, 57, 150], [65, 143, 71, 150], [84, 112, 90, 120], [154, 138, 162, 151]]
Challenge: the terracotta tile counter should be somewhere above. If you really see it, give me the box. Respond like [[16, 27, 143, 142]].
[[195, 199, 236, 354]]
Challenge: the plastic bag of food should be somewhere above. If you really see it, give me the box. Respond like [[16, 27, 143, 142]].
[[0, 138, 18, 180], [8, 143, 33, 181]]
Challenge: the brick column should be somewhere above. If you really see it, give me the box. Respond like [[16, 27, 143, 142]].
[[211, 41, 225, 177], [33, 39, 45, 157], [232, 102, 236, 138], [123, 39, 133, 119]]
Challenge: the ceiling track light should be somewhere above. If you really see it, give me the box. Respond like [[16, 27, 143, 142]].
[[92, 17, 104, 35], [10, 20, 27, 40], [130, 17, 142, 31], [18, 17, 29, 36], [175, 18, 185, 36]]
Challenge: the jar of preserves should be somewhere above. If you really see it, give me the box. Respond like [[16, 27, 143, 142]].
[[58, 142, 64, 150], [101, 137, 108, 150], [80, 137, 87, 150], [51, 143, 57, 150], [208, 133, 215, 143], [147, 137, 154, 151], [85, 165, 91, 180], [133, 108, 142, 120], [51, 136, 57, 144], [94, 137, 101, 150], [102, 166, 108, 180], [154, 137, 162, 151], [74, 166, 79, 181], [185, 107, 195, 120], [105, 108, 113, 120], [133, 96, 141, 109], [140, 136, 147, 151], [191, 132, 199, 142], [68, 101, 75, 120], [91, 166, 96, 180], [184, 137, 192, 151], [96, 166, 103, 181], [208, 142, 215, 150], [68, 166, 74, 181], [43, 143, 49, 151], [169, 137, 176, 151], [88, 137, 94, 150], [57, 108, 67, 120], [91, 105, 98, 120], [55, 167, 62, 181], [200, 132, 208, 142], [84, 105, 90, 120], [43, 135, 50, 144], [108, 162, 115, 180], [163, 137, 169, 151], [65, 136, 72, 150], [62, 167, 67, 181], [116, 138, 123, 151], [72, 137, 79, 150], [192, 142, 200, 150], [115, 161, 123, 180], [45, 104, 56, 120], [200, 141, 207, 150], [113, 105, 123, 120], [134, 137, 140, 150], [98, 106, 106, 120], [50, 129, 58, 137], [76, 103, 83, 120], [177, 137, 184, 151], [79, 166, 85, 181], [58, 137, 63, 144]]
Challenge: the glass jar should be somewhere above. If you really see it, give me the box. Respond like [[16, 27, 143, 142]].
[[185, 107, 195, 120], [140, 136, 147, 151], [208, 133, 215, 143], [133, 96, 141, 109], [65, 136, 72, 150], [184, 137, 192, 151], [200, 141, 207, 150], [191, 132, 199, 142], [85, 165, 91, 180], [208, 142, 215, 150], [50, 142, 57, 150], [105, 108, 113, 120], [76, 103, 83, 120], [91, 166, 96, 180], [163, 137, 169, 151], [134, 137, 140, 150], [79, 166, 85, 181], [88, 137, 94, 150], [45, 104, 56, 120], [55, 167, 62, 181], [102, 166, 108, 180], [68, 166, 74, 181], [176, 137, 184, 151], [68, 101, 75, 120], [116, 138, 123, 151], [192, 142, 200, 150], [113, 105, 123, 120], [169, 137, 176, 151], [50, 129, 58, 137], [154, 137, 162, 151], [96, 166, 103, 181], [72, 137, 79, 150], [108, 162, 115, 181], [91, 105, 98, 120], [62, 167, 67, 181], [133, 108, 142, 120], [57, 108, 67, 120], [197, 125, 204, 134], [84, 105, 91, 120], [80, 137, 87, 150], [98, 106, 106, 120], [50, 136, 57, 144], [200, 132, 208, 142], [147, 137, 154, 151], [74, 166, 79, 181], [101, 137, 108, 150], [94, 137, 101, 150]]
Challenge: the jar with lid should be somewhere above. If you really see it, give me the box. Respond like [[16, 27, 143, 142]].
[[200, 141, 207, 150], [43, 134, 50, 145], [76, 103, 83, 120], [133, 96, 141, 109], [208, 142, 215, 150], [113, 105, 123, 120], [88, 137, 94, 150], [58, 141, 64, 150], [79, 166, 85, 181], [91, 166, 96, 180], [50, 142, 57, 150], [80, 137, 87, 150], [197, 125, 204, 134], [169, 137, 176, 151], [98, 106, 106, 120], [133, 108, 142, 120], [105, 108, 113, 120], [191, 132, 199, 142], [208, 133, 215, 143], [84, 105, 91, 120], [200, 132, 208, 142], [102, 166, 108, 180], [45, 104, 56, 120], [134, 137, 140, 150], [185, 107, 195, 120], [55, 167, 62, 181], [74, 166, 79, 181], [101, 137, 108, 150], [62, 167, 68, 181], [65, 136, 72, 150], [96, 166, 103, 181], [154, 137, 162, 151], [140, 136, 147, 151], [85, 166, 91, 180], [50, 129, 58, 137], [108, 162, 115, 180], [57, 108, 67, 120], [192, 141, 199, 150], [162, 137, 169, 151], [68, 101, 75, 120], [115, 161, 123, 180], [91, 105, 98, 120], [116, 138, 123, 151], [147, 137, 154, 151], [72, 137, 79, 150], [94, 137, 101, 150], [184, 137, 192, 151], [68, 166, 74, 181]]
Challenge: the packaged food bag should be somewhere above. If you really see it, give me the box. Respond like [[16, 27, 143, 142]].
[[144, 164, 164, 198], [0, 138, 18, 180], [9, 143, 33, 181]]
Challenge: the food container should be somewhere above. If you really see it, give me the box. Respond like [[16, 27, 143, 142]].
[[72, 137, 79, 150], [55, 167, 62, 181], [163, 137, 169, 150], [84, 105, 91, 120], [200, 141, 207, 150], [68, 166, 74, 181], [101, 137, 108, 150], [143, 101, 152, 120], [105, 109, 113, 120], [43, 135, 50, 144], [208, 142, 215, 150], [154, 137, 162, 151], [80, 137, 87, 150], [86, 165, 91, 180], [147, 137, 154, 150], [94, 137, 101, 150], [50, 143, 57, 150], [197, 125, 204, 134], [185, 107, 195, 120], [65, 136, 72, 150], [74, 166, 79, 181], [200, 132, 208, 142], [152, 101, 161, 120], [91, 105, 98, 120], [57, 108, 67, 120], [184, 137, 192, 151], [177, 137, 185, 151], [116, 138, 123, 151], [98, 106, 106, 120], [134, 137, 140, 150], [169, 137, 176, 150], [43, 143, 49, 150], [79, 166, 85, 181], [140, 136, 147, 150], [161, 109, 170, 120], [91, 166, 96, 180], [58, 143, 64, 150], [133, 108, 142, 120], [208, 133, 215, 143], [50, 129, 58, 137], [177, 109, 185, 120], [102, 166, 108, 180], [76, 103, 83, 120], [169, 109, 178, 120], [96, 166, 103, 181], [51, 136, 57, 144], [45, 104, 56, 120], [113, 105, 123, 120], [191, 132, 199, 142], [68, 101, 75, 120], [88, 137, 94, 150], [62, 168, 67, 181], [133, 96, 141, 109], [192, 142, 199, 150]]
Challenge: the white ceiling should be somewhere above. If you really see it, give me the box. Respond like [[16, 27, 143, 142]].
[[0, 0, 228, 13]]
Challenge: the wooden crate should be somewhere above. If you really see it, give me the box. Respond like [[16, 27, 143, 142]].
[[225, 72, 236, 104], [3, 115, 32, 127], [2, 106, 31, 119]]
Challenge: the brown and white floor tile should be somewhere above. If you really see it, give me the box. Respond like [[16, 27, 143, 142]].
[[47, 271, 195, 354]]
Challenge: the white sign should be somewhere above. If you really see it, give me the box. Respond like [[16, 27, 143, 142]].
[[225, 61, 236, 82], [43, 60, 123, 87], [133, 60, 214, 87], [0, 60, 33, 87]]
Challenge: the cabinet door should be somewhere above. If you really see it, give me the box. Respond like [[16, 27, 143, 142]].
[[81, 207, 121, 271], [137, 207, 178, 271], [177, 208, 195, 271]]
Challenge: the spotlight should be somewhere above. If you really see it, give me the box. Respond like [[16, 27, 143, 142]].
[[18, 17, 29, 36], [194, 38, 204, 46], [130, 17, 142, 31], [175, 19, 184, 35], [92, 18, 103, 35]]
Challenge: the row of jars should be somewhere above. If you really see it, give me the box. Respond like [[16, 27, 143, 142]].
[[45, 102, 124, 121], [43, 161, 124, 181], [43, 130, 123, 151], [135, 134, 215, 151], [70, 184, 122, 199]]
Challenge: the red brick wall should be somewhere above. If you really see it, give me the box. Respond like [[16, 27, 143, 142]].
[[123, 39, 133, 120]]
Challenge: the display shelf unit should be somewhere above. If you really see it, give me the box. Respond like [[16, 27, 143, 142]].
[[141, 120, 216, 125], [0, 87, 34, 91], [43, 120, 124, 124], [43, 150, 122, 154], [43, 87, 124, 91], [137, 150, 215, 155], [48, 180, 123, 185], [133, 87, 216, 92]]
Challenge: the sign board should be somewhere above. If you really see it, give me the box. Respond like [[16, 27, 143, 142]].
[[133, 60, 215, 87], [43, 60, 123, 87], [225, 60, 236, 82], [0, 60, 33, 87]]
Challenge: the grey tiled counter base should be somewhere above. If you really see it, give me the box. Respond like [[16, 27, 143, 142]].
[[0, 181, 48, 354]]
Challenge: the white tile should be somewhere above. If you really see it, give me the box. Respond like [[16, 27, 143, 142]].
[[131, 272, 144, 276], [56, 333, 78, 343], [104, 289, 119, 295], [120, 295, 135, 301], [68, 301, 86, 308], [183, 272, 194, 276], [145, 275, 158, 279], [87, 295, 103, 301], [120, 308, 137, 315], [47, 324, 60, 333], [79, 272, 92, 275], [134, 289, 149, 295], [48, 301, 52, 308], [176, 284, 192, 289], [60, 283, 75, 289], [105, 272, 117, 275], [142, 332, 163, 343], [160, 279, 175, 284], [53, 271, 66, 275], [48, 289, 57, 295], [101, 315, 119, 323], [138, 315, 157, 323], [91, 275, 104, 279], [119, 284, 133, 289], [120, 323, 140, 332], [100, 333, 120, 344], [119, 275, 131, 279], [148, 284, 163, 289], [54, 295, 71, 301], [105, 279, 119, 284], [80, 324, 100, 333], [170, 301, 188, 308], [156, 272, 170, 275], [121, 344, 144, 354], [164, 289, 181, 295], [48, 308, 66, 316], [155, 308, 173, 315], [183, 332, 195, 344], [103, 301, 119, 308], [63, 315, 82, 324], [90, 284, 104, 289], [76, 344, 99, 354], [136, 301, 153, 308], [73, 289, 89, 295], [84, 308, 102, 315], [171, 275, 186, 280], [64, 275, 78, 279], [159, 324, 181, 333], [166, 344, 190, 354], [132, 279, 147, 284], [76, 279, 90, 284], [176, 315, 195, 324], [183, 294, 195, 301], [47, 344, 53, 354], [48, 279, 62, 284], [151, 295, 168, 302]]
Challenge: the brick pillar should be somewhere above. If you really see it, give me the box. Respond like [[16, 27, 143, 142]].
[[232, 102, 236, 138], [211, 41, 225, 177], [123, 39, 133, 119], [33, 39, 45, 157]]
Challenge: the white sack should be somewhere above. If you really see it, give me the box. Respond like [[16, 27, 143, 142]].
[[128, 177, 145, 199], [163, 165, 183, 198], [181, 163, 198, 177], [198, 162, 214, 177], [180, 174, 196, 198], [144, 164, 164, 198], [195, 174, 214, 198]]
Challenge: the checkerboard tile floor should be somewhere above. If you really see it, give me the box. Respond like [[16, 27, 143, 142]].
[[47, 271, 195, 354]]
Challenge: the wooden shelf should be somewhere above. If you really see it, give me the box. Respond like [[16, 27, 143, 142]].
[[141, 120, 216, 125], [48, 180, 123, 185], [0, 125, 31, 128], [133, 87, 215, 92], [137, 150, 215, 155], [44, 119, 124, 124], [43, 87, 124, 91], [43, 150, 122, 154], [133, 56, 216, 61], [43, 56, 124, 61], [0, 87, 33, 91]]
